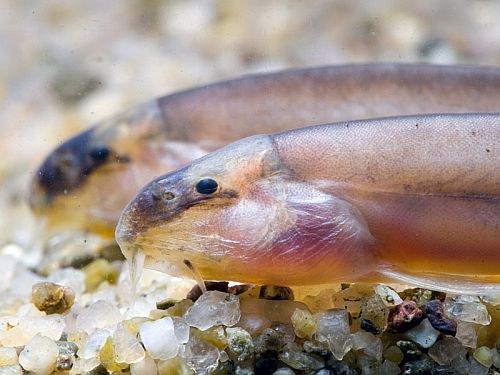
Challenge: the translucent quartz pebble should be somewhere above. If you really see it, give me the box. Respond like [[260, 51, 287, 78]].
[[302, 288, 337, 312], [79, 329, 109, 360], [352, 331, 377, 350], [403, 319, 440, 348], [139, 317, 179, 360], [380, 359, 401, 375], [351, 331, 383, 361], [237, 313, 271, 336], [374, 285, 403, 307], [76, 300, 122, 334], [185, 291, 240, 331], [130, 354, 157, 374], [0, 347, 17, 366], [428, 336, 463, 365], [172, 317, 190, 344], [468, 357, 489, 375], [113, 321, 145, 364], [359, 294, 389, 333], [444, 295, 491, 325], [273, 367, 295, 375], [278, 342, 324, 371], [158, 357, 192, 374], [182, 334, 220, 375], [226, 327, 254, 361], [0, 315, 65, 347], [455, 321, 478, 348], [47, 268, 85, 296], [18, 334, 59, 375], [314, 309, 352, 360], [291, 308, 317, 338], [331, 284, 374, 313], [240, 298, 309, 323], [473, 346, 494, 368], [0, 365, 23, 375]]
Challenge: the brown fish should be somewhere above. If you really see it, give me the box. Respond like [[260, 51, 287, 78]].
[[30, 64, 500, 238], [116, 113, 500, 294]]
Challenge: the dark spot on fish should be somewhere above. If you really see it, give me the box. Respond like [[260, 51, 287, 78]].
[[486, 148, 490, 153], [471, 130, 477, 136]]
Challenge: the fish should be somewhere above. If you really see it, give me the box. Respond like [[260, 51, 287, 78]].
[[29, 64, 500, 238], [116, 113, 500, 294]]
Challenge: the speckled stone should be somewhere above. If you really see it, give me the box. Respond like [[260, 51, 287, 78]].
[[31, 282, 75, 314], [387, 301, 425, 333]]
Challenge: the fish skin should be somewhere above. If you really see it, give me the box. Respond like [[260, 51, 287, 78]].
[[116, 113, 500, 292], [29, 64, 500, 237]]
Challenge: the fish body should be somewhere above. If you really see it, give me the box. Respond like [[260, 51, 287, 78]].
[[116, 113, 500, 293], [30, 64, 500, 237]]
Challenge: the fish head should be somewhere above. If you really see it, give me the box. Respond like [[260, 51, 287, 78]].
[[116, 134, 375, 284], [28, 102, 170, 237]]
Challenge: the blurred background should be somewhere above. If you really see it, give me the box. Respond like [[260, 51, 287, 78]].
[[1, 0, 499, 246]]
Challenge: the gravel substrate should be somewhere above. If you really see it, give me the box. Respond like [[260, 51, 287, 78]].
[[0, 253, 499, 374]]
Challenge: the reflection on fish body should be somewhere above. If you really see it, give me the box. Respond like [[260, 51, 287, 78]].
[[116, 113, 500, 293], [29, 64, 500, 237]]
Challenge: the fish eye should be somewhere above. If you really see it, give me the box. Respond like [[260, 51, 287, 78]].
[[89, 145, 110, 162], [195, 178, 218, 194]]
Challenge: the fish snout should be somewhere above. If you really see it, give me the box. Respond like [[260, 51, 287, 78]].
[[115, 168, 191, 242], [29, 127, 117, 211]]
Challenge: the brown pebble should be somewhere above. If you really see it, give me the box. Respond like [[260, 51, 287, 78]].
[[259, 285, 294, 300], [186, 281, 229, 301], [426, 299, 457, 335], [386, 301, 424, 333], [31, 282, 75, 314]]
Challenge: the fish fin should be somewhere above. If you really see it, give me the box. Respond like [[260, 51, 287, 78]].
[[379, 266, 500, 295]]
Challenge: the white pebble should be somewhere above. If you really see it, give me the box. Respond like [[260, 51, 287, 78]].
[[0, 315, 65, 347], [48, 268, 85, 296], [314, 309, 352, 360], [139, 317, 179, 360], [404, 319, 440, 348], [374, 285, 403, 307], [0, 365, 23, 375], [78, 329, 109, 360], [0, 347, 18, 366], [130, 354, 158, 375], [76, 300, 122, 334], [185, 291, 240, 331], [18, 334, 58, 375], [113, 322, 145, 364]]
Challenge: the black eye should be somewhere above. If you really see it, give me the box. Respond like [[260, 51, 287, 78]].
[[195, 178, 218, 194], [89, 145, 110, 162]]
